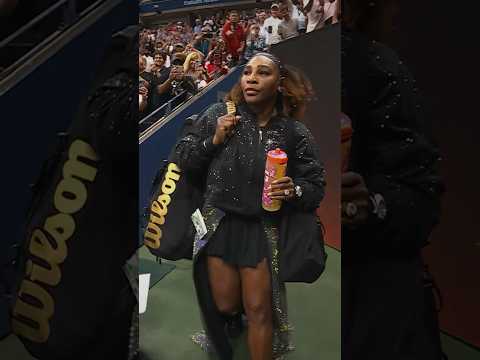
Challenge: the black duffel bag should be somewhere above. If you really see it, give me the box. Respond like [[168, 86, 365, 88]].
[[278, 119, 328, 283], [142, 115, 206, 261], [279, 208, 327, 283]]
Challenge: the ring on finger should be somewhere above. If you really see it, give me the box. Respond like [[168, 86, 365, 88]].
[[344, 202, 358, 218]]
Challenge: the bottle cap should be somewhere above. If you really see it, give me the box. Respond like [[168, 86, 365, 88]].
[[268, 148, 288, 164]]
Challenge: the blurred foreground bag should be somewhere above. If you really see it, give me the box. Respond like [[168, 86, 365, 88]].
[[10, 26, 138, 360]]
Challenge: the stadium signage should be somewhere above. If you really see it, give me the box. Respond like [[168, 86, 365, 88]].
[[12, 139, 99, 342], [184, 0, 223, 5], [141, 0, 243, 13]]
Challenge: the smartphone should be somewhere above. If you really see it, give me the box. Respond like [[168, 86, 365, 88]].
[[268, 25, 273, 34]]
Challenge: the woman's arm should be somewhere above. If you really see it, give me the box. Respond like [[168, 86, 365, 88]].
[[173, 103, 224, 175], [288, 121, 327, 211], [349, 42, 444, 253]]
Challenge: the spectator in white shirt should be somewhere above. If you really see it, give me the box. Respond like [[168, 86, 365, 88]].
[[303, 0, 339, 32], [278, 2, 299, 41], [323, 0, 340, 25], [263, 3, 283, 45], [193, 18, 202, 34], [303, 0, 325, 33], [290, 0, 307, 33]]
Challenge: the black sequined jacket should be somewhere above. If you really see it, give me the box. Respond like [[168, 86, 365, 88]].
[[342, 29, 444, 261], [341, 29, 445, 360], [174, 102, 326, 217]]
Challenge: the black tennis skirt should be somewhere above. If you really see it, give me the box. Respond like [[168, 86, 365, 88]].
[[205, 212, 280, 268]]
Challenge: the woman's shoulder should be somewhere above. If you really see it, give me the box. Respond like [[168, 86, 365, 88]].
[[344, 30, 416, 105], [200, 102, 228, 120], [281, 116, 308, 130], [368, 40, 405, 78], [294, 121, 316, 145], [343, 29, 407, 80], [280, 117, 313, 140]]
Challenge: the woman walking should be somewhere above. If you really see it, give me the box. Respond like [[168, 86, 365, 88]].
[[175, 52, 326, 360]]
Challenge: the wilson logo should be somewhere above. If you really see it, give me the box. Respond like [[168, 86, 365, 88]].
[[144, 163, 181, 249], [12, 139, 99, 343]]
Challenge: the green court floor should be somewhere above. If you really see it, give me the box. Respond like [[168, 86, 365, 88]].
[[0, 246, 477, 359], [1, 330, 478, 360], [139, 247, 341, 360], [139, 245, 480, 360]]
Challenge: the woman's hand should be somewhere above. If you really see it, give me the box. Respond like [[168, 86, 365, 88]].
[[213, 114, 241, 145], [268, 177, 295, 200], [341, 172, 371, 227]]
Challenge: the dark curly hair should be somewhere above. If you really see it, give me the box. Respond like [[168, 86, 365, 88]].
[[225, 53, 316, 120]]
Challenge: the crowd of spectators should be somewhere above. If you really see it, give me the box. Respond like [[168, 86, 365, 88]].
[[139, 0, 340, 120]]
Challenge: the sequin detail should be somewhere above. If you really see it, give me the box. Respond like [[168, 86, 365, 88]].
[[180, 102, 326, 357], [263, 216, 295, 357], [191, 330, 217, 354]]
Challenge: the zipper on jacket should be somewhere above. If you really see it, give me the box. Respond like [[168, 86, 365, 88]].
[[249, 126, 262, 200]]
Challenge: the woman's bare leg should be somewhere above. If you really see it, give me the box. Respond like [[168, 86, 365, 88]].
[[240, 258, 273, 360], [207, 256, 242, 316]]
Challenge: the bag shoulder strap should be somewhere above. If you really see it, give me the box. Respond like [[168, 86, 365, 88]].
[[285, 118, 297, 177], [284, 118, 326, 237]]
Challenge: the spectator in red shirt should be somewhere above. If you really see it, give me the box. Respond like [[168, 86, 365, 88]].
[[205, 38, 229, 78], [222, 10, 246, 64]]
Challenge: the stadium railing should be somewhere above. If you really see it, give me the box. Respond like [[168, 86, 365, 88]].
[[139, 89, 189, 133], [0, 0, 114, 91]]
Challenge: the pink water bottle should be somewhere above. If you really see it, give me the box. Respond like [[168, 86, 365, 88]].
[[262, 148, 288, 212]]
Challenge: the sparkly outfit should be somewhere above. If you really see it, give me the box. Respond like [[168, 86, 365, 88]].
[[342, 29, 444, 359], [174, 102, 326, 359]]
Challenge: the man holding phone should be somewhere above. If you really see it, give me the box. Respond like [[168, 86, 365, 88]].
[[263, 3, 283, 45]]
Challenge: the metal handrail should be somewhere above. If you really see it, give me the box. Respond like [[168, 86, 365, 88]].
[[0, 0, 116, 95], [139, 65, 243, 143], [138, 69, 233, 133], [0, 0, 69, 49], [139, 89, 188, 129]]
